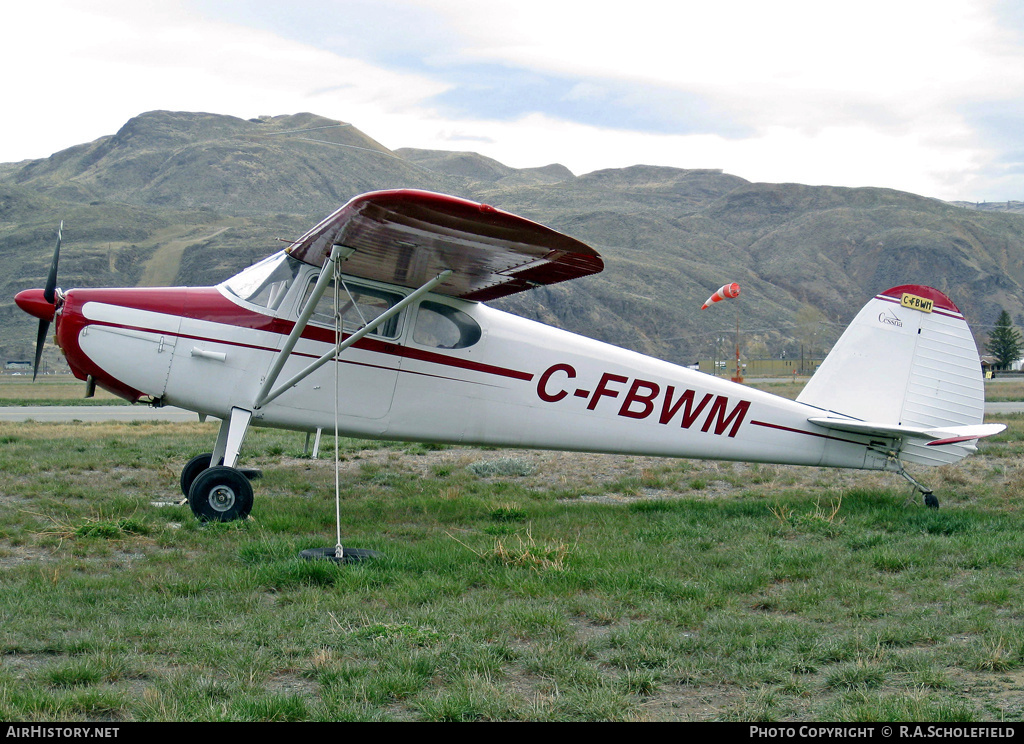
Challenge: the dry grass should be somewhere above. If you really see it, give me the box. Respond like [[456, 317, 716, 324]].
[[0, 376, 122, 402]]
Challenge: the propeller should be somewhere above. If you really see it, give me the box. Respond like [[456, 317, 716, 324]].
[[31, 221, 62, 381]]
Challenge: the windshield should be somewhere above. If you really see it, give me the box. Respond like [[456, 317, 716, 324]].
[[220, 252, 302, 311]]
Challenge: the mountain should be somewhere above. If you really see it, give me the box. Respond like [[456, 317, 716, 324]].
[[3, 110, 1024, 371]]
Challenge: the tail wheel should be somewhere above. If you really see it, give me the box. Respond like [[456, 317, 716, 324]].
[[188, 466, 253, 522]]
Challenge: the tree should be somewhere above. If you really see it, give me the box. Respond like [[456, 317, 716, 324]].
[[986, 309, 1022, 370]]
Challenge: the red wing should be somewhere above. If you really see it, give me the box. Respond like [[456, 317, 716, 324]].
[[286, 189, 603, 300]]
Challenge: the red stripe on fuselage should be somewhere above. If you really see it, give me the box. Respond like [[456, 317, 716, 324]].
[[59, 287, 533, 393], [751, 419, 872, 447]]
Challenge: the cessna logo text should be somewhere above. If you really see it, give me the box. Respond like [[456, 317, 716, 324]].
[[878, 310, 903, 328], [537, 364, 750, 437]]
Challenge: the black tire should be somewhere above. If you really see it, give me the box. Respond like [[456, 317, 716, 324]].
[[299, 547, 382, 563], [188, 466, 254, 522], [180, 452, 214, 497]]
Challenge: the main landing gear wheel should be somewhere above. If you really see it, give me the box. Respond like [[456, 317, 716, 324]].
[[188, 466, 254, 522], [180, 453, 264, 498]]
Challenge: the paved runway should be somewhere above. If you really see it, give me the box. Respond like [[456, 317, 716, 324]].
[[0, 405, 203, 422], [980, 402, 1024, 415], [0, 402, 1019, 423]]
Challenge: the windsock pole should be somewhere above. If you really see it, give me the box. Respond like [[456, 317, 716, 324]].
[[732, 311, 743, 384], [700, 282, 743, 382]]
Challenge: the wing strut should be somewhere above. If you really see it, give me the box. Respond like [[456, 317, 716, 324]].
[[253, 244, 451, 409], [253, 244, 353, 409]]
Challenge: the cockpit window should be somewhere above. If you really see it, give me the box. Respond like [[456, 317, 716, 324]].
[[414, 301, 482, 349], [220, 252, 301, 311], [301, 278, 403, 339]]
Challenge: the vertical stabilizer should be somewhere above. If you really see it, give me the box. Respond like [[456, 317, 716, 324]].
[[797, 286, 985, 466]]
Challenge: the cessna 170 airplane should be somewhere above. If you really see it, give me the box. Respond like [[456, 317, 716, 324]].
[[15, 189, 1003, 522]]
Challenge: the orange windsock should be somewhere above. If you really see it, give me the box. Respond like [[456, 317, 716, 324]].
[[701, 282, 740, 309]]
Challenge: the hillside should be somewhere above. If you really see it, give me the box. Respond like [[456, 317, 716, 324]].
[[3, 110, 1024, 372]]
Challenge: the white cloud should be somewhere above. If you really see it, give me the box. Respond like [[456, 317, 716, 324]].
[[3, 0, 1023, 200], [412, 0, 1018, 115], [400, 0, 1024, 198], [2, 1, 447, 159]]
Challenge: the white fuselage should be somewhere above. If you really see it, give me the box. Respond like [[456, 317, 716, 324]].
[[56, 252, 892, 472]]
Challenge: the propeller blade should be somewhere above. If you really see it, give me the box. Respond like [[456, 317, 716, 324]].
[[32, 319, 50, 382], [33, 221, 62, 380], [43, 220, 62, 305]]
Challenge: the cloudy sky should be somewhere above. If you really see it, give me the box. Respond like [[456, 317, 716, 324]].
[[5, 0, 1024, 201]]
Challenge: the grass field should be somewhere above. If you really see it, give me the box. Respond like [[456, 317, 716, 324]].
[[0, 377, 125, 406], [1, 378, 1023, 721]]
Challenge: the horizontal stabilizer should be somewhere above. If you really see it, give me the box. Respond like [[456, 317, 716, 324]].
[[808, 417, 1005, 447]]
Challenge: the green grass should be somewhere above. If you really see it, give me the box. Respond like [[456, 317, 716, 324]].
[[0, 376, 126, 406], [1, 416, 1024, 720]]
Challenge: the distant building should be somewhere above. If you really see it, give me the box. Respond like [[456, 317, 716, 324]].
[[4, 361, 31, 371]]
